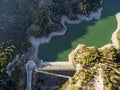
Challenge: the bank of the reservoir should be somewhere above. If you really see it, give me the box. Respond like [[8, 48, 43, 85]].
[[38, 0, 120, 61]]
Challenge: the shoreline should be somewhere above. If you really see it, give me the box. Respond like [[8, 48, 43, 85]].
[[28, 1, 120, 63], [68, 12, 120, 67], [111, 13, 120, 49], [25, 4, 120, 90], [29, 7, 103, 62], [25, 2, 120, 90]]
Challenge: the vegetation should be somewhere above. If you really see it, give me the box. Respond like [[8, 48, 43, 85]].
[[0, 0, 103, 89], [49, 0, 67, 15], [30, 4, 64, 37], [0, 40, 30, 89], [77, 0, 101, 15], [0, 41, 17, 89], [99, 45, 117, 62], [73, 46, 99, 67], [0, 40, 15, 83], [0, 0, 39, 89], [30, 0, 102, 37], [60, 44, 120, 90], [34, 6, 49, 29]]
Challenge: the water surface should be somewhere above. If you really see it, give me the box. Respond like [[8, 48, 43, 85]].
[[38, 0, 120, 61]]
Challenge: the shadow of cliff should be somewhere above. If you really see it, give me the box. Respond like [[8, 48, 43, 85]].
[[38, 21, 91, 61], [38, 0, 120, 61]]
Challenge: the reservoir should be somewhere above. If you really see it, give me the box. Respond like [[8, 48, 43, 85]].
[[38, 0, 120, 61]]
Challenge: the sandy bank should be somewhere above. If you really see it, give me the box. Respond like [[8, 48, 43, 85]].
[[116, 13, 120, 28], [111, 12, 120, 49]]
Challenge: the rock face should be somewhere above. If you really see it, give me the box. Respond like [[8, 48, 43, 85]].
[[111, 13, 120, 49]]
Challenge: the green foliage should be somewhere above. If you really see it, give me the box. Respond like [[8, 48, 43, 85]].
[[108, 83, 112, 90], [68, 68, 95, 89], [51, 0, 66, 15], [73, 46, 99, 67], [34, 6, 49, 25], [62, 43, 120, 90], [99, 46, 117, 62], [10, 61, 21, 86], [78, 0, 101, 15], [82, 47, 99, 66], [89, 86, 95, 90], [110, 76, 118, 84], [0, 40, 15, 82], [0, 40, 28, 88], [30, 0, 102, 37], [32, 6, 49, 36], [119, 86, 120, 90], [16, 40, 31, 54]]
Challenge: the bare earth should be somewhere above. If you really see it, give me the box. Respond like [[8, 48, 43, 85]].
[[111, 12, 120, 49]]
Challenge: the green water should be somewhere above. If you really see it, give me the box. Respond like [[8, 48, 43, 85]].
[[38, 0, 120, 61]]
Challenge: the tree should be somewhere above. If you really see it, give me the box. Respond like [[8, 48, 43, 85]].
[[0, 41, 15, 83], [34, 6, 49, 25], [33, 6, 50, 36]]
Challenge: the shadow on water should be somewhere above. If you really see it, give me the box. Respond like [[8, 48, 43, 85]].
[[38, 0, 120, 61], [39, 21, 96, 61]]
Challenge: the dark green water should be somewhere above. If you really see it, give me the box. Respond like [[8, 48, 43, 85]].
[[38, 0, 120, 61]]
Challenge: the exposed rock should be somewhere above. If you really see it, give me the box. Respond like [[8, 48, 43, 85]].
[[111, 13, 120, 49]]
